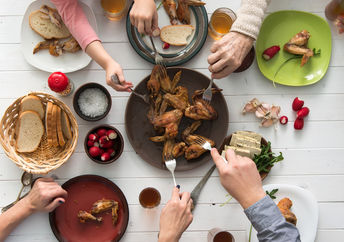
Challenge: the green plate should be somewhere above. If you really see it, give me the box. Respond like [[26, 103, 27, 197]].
[[256, 10, 332, 86]]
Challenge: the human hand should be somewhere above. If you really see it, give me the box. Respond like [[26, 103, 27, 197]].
[[211, 148, 265, 209], [22, 178, 67, 213], [208, 32, 254, 79], [130, 0, 160, 36], [105, 60, 133, 92], [158, 188, 193, 242]]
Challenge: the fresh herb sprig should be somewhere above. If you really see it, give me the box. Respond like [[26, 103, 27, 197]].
[[253, 142, 284, 173]]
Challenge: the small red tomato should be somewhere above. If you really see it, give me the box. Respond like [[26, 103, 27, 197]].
[[88, 133, 98, 141], [106, 148, 116, 157], [292, 97, 304, 111], [96, 128, 107, 137], [162, 42, 170, 49], [101, 153, 111, 161], [297, 107, 310, 119], [279, 116, 288, 125], [87, 140, 95, 147], [107, 129, 117, 140], [89, 146, 101, 157], [294, 118, 304, 130]]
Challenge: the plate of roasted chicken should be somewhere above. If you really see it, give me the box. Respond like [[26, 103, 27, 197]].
[[49, 175, 129, 242], [126, 0, 208, 66], [246, 184, 318, 242], [125, 66, 229, 171], [21, 0, 97, 73], [256, 10, 332, 86]]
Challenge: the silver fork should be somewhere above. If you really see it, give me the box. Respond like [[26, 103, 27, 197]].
[[149, 36, 168, 78], [202, 78, 214, 103], [193, 136, 228, 164], [163, 153, 177, 186], [111, 75, 150, 104]]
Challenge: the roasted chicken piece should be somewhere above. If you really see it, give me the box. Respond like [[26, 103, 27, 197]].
[[164, 86, 189, 111], [91, 199, 117, 214], [49, 40, 63, 57], [33, 40, 52, 54], [147, 66, 161, 98], [78, 210, 102, 223], [176, 0, 206, 24], [171, 70, 182, 93], [62, 37, 81, 53], [39, 5, 63, 29], [163, 0, 178, 25], [184, 134, 214, 160], [172, 142, 187, 157], [182, 120, 201, 140], [162, 139, 175, 161], [277, 198, 297, 225], [185, 88, 220, 120], [153, 109, 183, 139], [284, 30, 314, 67], [111, 202, 119, 225]]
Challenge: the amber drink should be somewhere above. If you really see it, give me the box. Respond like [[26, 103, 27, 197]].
[[208, 8, 236, 40], [101, 0, 127, 21], [208, 228, 235, 242], [139, 187, 161, 208]]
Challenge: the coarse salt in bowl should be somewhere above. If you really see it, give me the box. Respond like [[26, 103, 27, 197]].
[[73, 83, 112, 121]]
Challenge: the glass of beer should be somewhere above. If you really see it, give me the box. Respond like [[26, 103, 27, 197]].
[[139, 187, 161, 208], [208, 8, 237, 40], [208, 228, 235, 242], [101, 0, 128, 21]]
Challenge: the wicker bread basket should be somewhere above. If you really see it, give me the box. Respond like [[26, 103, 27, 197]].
[[0, 92, 78, 174]]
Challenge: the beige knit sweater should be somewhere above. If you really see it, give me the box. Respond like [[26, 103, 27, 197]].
[[231, 0, 271, 40]]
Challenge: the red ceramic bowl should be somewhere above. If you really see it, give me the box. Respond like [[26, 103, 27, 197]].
[[84, 125, 124, 164]]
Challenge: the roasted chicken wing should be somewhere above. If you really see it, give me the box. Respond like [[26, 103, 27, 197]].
[[172, 141, 187, 157], [33, 40, 52, 54], [78, 210, 102, 223], [163, 86, 189, 111], [176, 0, 206, 24], [62, 37, 81, 53], [153, 109, 183, 139], [284, 30, 314, 67], [184, 135, 215, 160], [277, 197, 297, 225], [147, 66, 161, 98], [163, 0, 178, 25], [49, 40, 63, 57], [91, 199, 117, 214]]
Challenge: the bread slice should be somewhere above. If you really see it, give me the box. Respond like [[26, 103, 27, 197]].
[[160, 25, 195, 46], [51, 104, 59, 147], [61, 110, 72, 140], [55, 105, 66, 147], [16, 111, 44, 153], [45, 101, 54, 146], [29, 8, 71, 40], [20, 95, 44, 120]]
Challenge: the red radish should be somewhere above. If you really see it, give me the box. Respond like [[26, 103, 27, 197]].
[[88, 133, 98, 141], [262, 45, 280, 60], [102, 140, 114, 149], [292, 97, 304, 111], [99, 148, 105, 155], [89, 146, 101, 157], [297, 107, 310, 119], [87, 140, 95, 147], [163, 42, 170, 49], [96, 128, 107, 137], [101, 153, 110, 161], [48, 72, 69, 92], [94, 142, 100, 147], [99, 135, 109, 147], [106, 148, 116, 157], [280, 116, 288, 125], [107, 129, 117, 140], [294, 118, 304, 130]]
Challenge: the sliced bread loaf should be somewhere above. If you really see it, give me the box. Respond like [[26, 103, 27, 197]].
[[56, 105, 66, 147], [61, 110, 72, 140], [45, 101, 54, 146], [16, 111, 44, 153], [160, 25, 195, 46], [20, 95, 44, 120], [29, 8, 71, 39], [51, 104, 59, 147]]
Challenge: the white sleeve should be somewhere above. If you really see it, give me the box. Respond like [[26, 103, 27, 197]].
[[230, 0, 271, 40]]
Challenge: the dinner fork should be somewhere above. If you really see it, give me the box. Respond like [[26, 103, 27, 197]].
[[193, 136, 228, 164], [111, 75, 150, 104], [202, 78, 214, 103], [163, 153, 177, 186], [149, 36, 168, 78]]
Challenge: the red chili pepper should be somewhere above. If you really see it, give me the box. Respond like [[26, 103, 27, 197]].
[[262, 45, 280, 60]]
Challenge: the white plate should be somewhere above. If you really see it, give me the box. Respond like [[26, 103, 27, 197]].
[[247, 184, 318, 242], [21, 0, 98, 73]]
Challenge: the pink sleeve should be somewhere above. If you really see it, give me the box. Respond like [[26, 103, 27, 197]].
[[50, 0, 100, 50]]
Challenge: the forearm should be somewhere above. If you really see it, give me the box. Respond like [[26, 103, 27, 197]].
[[0, 199, 33, 241], [85, 41, 114, 70], [231, 0, 271, 40], [244, 196, 300, 242]]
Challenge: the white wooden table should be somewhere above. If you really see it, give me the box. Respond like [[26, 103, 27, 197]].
[[1, 0, 344, 241]]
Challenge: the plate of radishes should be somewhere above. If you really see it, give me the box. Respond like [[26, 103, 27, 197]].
[[84, 125, 124, 164]]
